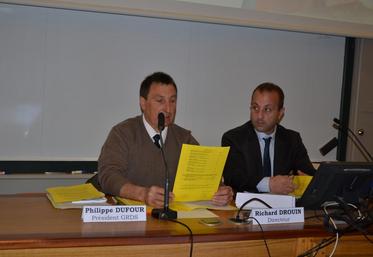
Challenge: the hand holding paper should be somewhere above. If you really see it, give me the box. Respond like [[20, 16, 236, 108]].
[[291, 175, 313, 198]]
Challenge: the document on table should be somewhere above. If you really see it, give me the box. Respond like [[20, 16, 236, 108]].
[[170, 201, 237, 211], [116, 197, 221, 218], [173, 144, 230, 202], [46, 183, 107, 209], [46, 183, 105, 203]]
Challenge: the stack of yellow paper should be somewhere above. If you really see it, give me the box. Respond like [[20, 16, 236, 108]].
[[46, 183, 107, 209]]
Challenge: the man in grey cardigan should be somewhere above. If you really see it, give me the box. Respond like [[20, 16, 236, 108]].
[[98, 72, 233, 208]]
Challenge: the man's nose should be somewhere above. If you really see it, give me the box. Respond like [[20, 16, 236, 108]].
[[257, 109, 265, 118], [164, 101, 172, 113]]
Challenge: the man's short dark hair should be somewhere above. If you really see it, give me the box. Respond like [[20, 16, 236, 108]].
[[252, 82, 284, 109], [140, 72, 177, 99]]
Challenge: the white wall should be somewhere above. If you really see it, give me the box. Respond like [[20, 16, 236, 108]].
[[0, 4, 345, 161]]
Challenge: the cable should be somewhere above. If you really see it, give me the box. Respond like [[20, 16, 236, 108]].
[[230, 198, 273, 257], [245, 217, 272, 257], [233, 197, 272, 221], [299, 199, 373, 257], [325, 217, 339, 257], [297, 236, 337, 257], [328, 199, 373, 243], [166, 218, 194, 257], [329, 231, 339, 257], [322, 204, 340, 257]]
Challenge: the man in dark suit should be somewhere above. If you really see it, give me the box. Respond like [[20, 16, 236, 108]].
[[222, 82, 315, 195]]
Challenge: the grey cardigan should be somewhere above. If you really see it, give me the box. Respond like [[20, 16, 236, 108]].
[[98, 115, 198, 196]]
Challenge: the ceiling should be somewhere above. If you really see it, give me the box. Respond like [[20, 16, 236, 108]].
[[1, 0, 373, 38]]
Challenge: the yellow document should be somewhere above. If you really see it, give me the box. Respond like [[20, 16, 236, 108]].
[[116, 197, 222, 218], [116, 197, 236, 212], [291, 175, 313, 198], [170, 201, 237, 211], [46, 183, 105, 203], [173, 144, 230, 202], [116, 197, 144, 206]]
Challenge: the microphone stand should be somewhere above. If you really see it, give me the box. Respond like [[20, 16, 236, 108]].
[[151, 115, 177, 220], [333, 118, 373, 162]]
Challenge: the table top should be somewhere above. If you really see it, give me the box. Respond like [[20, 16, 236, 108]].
[[0, 194, 354, 250]]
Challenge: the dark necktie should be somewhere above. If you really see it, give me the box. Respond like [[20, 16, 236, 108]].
[[153, 134, 161, 148], [263, 137, 272, 177]]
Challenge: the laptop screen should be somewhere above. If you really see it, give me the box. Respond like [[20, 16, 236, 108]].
[[296, 162, 373, 210]]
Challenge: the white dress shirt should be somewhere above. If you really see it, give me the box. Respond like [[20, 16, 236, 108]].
[[255, 128, 276, 192], [142, 115, 168, 146]]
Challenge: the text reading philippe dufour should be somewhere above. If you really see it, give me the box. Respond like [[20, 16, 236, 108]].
[[82, 206, 146, 223]]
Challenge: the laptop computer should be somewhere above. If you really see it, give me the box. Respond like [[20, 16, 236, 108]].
[[296, 162, 373, 210]]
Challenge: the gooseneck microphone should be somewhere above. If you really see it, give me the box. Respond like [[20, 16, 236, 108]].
[[333, 118, 373, 162], [319, 137, 338, 156], [158, 111, 165, 131], [151, 112, 177, 219]]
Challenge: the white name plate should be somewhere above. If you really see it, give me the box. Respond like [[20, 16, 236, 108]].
[[250, 207, 304, 225], [82, 205, 147, 223]]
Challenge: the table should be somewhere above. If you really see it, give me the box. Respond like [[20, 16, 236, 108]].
[[0, 194, 372, 257]]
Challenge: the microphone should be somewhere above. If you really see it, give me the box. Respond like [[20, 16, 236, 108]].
[[151, 113, 177, 219], [333, 118, 373, 162], [319, 137, 338, 156], [158, 112, 165, 131]]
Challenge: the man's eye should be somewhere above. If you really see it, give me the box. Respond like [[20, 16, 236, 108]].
[[264, 107, 272, 112]]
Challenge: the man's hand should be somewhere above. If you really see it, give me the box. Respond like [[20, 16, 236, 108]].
[[211, 185, 234, 206], [269, 175, 296, 195], [144, 186, 174, 208]]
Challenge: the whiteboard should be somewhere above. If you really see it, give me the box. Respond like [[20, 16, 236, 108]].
[[0, 4, 345, 161]]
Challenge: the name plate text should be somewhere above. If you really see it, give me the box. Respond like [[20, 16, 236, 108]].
[[82, 205, 147, 223], [250, 207, 304, 225]]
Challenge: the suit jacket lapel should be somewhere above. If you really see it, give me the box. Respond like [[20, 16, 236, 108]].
[[274, 125, 287, 174]]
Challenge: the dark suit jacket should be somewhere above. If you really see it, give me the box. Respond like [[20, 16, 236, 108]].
[[222, 121, 315, 193]]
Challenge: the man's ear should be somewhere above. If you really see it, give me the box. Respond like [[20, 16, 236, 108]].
[[139, 97, 146, 112], [278, 108, 285, 123]]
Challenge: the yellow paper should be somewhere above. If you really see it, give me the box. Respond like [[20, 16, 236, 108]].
[[291, 176, 313, 198], [170, 201, 237, 211], [173, 144, 230, 202], [177, 209, 218, 219], [116, 197, 144, 206], [46, 183, 104, 203], [115, 197, 236, 212]]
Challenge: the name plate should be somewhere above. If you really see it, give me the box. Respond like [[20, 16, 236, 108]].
[[250, 207, 304, 225], [82, 205, 147, 223]]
